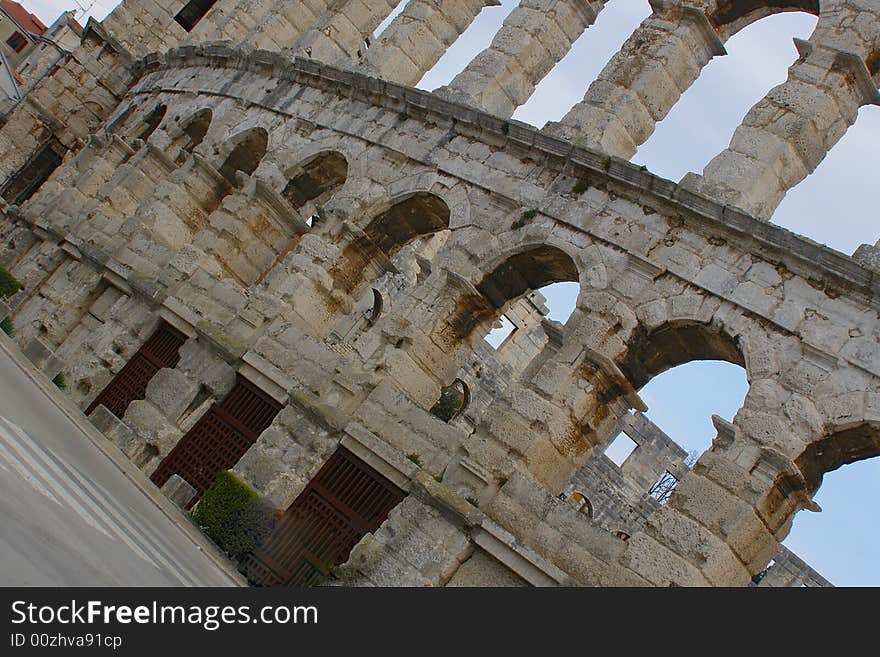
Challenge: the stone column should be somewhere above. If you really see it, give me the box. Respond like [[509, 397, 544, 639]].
[[236, 0, 332, 51], [624, 412, 821, 587], [679, 0, 880, 222], [361, 0, 500, 86], [853, 240, 880, 271], [546, 0, 725, 159], [680, 38, 880, 220], [293, 1, 402, 67], [436, 0, 604, 118]]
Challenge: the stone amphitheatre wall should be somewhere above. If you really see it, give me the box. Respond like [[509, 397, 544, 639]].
[[1, 0, 878, 586]]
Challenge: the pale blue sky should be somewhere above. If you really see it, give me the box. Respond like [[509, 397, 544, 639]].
[[22, 0, 880, 585]]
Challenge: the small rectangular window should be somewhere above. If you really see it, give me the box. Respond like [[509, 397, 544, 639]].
[[604, 432, 638, 467], [6, 31, 28, 53], [484, 314, 516, 350], [648, 470, 680, 504], [173, 0, 219, 32]]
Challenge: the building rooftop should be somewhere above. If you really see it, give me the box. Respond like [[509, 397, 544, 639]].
[[0, 0, 47, 35]]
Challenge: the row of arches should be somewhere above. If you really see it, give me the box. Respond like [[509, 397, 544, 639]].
[[93, 90, 880, 586]]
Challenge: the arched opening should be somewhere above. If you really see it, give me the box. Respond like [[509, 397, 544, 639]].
[[618, 322, 749, 460], [795, 423, 880, 495], [515, 0, 652, 126], [282, 151, 348, 209], [477, 245, 580, 310], [782, 425, 880, 586], [564, 490, 594, 517], [618, 322, 745, 390], [452, 245, 579, 349], [633, 10, 818, 182], [565, 322, 748, 540], [328, 192, 451, 299], [0, 137, 66, 205], [365, 288, 383, 325], [176, 108, 212, 153], [132, 104, 167, 143], [430, 378, 470, 423], [708, 1, 820, 39], [364, 193, 450, 257], [217, 128, 269, 185], [773, 104, 880, 253]]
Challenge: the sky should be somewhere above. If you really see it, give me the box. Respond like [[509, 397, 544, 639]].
[[21, 0, 880, 585]]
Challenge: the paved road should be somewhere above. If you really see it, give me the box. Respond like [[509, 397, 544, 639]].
[[0, 347, 238, 586]]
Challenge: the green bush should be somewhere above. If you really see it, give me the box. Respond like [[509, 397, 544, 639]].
[[52, 372, 66, 390], [0, 265, 21, 299], [193, 470, 279, 560], [430, 384, 465, 422], [0, 316, 12, 336]]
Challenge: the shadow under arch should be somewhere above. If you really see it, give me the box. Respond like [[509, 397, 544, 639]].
[[175, 108, 212, 154], [617, 321, 746, 390], [217, 127, 269, 185], [282, 150, 348, 209], [709, 1, 820, 39], [363, 192, 451, 257], [133, 103, 167, 143], [329, 191, 451, 296], [477, 244, 580, 310], [795, 422, 880, 495], [446, 244, 580, 343]]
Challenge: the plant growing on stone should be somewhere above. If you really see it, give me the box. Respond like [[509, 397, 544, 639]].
[[52, 372, 67, 390], [430, 383, 465, 422], [0, 316, 12, 336], [192, 470, 280, 561], [0, 265, 22, 299]]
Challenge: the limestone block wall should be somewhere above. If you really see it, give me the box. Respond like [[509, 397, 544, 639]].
[[565, 410, 831, 585]]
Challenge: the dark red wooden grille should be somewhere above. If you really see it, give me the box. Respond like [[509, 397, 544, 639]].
[[150, 376, 282, 507], [241, 446, 405, 587], [86, 322, 187, 419]]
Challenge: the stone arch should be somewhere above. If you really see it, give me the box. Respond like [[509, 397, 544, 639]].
[[708, 1, 820, 39], [430, 378, 471, 423], [281, 150, 348, 209], [132, 104, 167, 143], [174, 108, 213, 154], [478, 245, 581, 311], [796, 421, 880, 495], [565, 490, 594, 517], [445, 244, 580, 344], [362, 192, 451, 258], [617, 320, 746, 391], [217, 127, 269, 185], [327, 191, 451, 300], [381, 172, 471, 230]]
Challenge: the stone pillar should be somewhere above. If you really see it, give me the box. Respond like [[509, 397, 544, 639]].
[[546, 1, 725, 159], [436, 0, 604, 118], [853, 240, 880, 271], [680, 38, 880, 220], [361, 0, 500, 86], [624, 414, 819, 587], [236, 0, 332, 51], [293, 0, 401, 67]]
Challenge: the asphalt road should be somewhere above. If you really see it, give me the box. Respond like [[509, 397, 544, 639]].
[[0, 346, 238, 586]]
